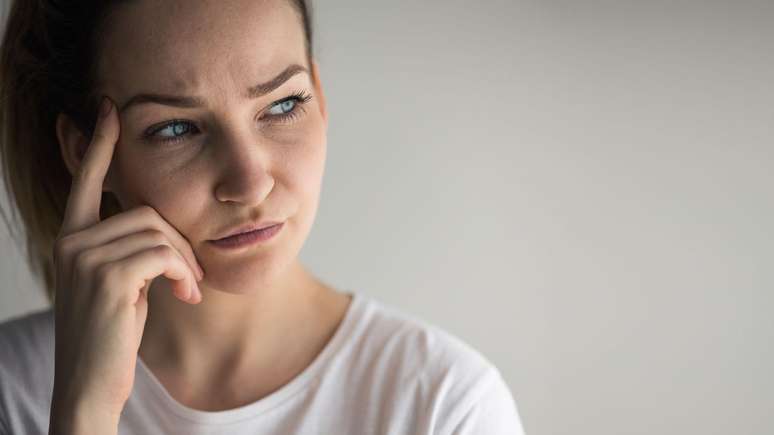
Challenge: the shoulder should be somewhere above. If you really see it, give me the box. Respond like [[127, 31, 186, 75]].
[[0, 307, 55, 376], [0, 307, 56, 430], [356, 295, 495, 381], [341, 293, 525, 433]]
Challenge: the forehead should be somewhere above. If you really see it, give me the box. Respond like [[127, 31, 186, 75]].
[[96, 0, 306, 97]]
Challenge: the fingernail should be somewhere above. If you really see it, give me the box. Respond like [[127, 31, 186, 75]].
[[195, 282, 203, 302], [197, 265, 205, 281], [191, 281, 200, 301], [99, 96, 112, 118]]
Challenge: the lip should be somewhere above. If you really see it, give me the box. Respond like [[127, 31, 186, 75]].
[[208, 222, 284, 249], [211, 220, 283, 241]]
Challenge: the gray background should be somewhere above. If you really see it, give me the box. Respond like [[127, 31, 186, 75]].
[[1, 1, 772, 434]]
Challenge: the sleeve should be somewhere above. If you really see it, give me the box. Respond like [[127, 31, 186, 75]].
[[449, 368, 527, 435]]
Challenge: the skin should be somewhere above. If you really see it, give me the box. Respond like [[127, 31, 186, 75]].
[[55, 0, 352, 411]]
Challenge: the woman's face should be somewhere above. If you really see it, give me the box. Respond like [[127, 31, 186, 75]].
[[94, 0, 327, 292]]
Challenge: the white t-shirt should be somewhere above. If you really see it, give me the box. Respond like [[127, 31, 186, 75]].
[[0, 290, 525, 434]]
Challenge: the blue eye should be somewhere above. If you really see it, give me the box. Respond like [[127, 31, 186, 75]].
[[268, 99, 296, 116], [155, 120, 193, 142], [143, 90, 314, 145], [143, 119, 196, 145]]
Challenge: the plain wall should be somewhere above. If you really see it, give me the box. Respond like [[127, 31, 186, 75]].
[[1, 1, 772, 434]]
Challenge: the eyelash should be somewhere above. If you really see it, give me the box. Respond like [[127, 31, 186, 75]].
[[143, 90, 314, 145]]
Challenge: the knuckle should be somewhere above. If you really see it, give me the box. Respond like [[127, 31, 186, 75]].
[[52, 234, 74, 259], [94, 261, 122, 288], [139, 205, 157, 219], [149, 212, 167, 233], [129, 205, 156, 222], [153, 243, 175, 260], [148, 230, 168, 245], [73, 247, 99, 271]]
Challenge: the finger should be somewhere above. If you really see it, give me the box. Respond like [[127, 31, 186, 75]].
[[80, 229, 200, 297], [61, 96, 120, 236], [145, 209, 204, 281], [102, 244, 201, 306], [109, 206, 203, 280], [62, 206, 204, 282]]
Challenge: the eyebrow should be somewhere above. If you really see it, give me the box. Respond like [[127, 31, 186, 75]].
[[118, 64, 309, 113]]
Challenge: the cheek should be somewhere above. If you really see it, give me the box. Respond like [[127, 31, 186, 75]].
[[112, 152, 206, 218], [110, 117, 326, 215], [275, 123, 327, 198]]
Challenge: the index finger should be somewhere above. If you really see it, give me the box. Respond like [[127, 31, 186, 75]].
[[61, 96, 121, 236]]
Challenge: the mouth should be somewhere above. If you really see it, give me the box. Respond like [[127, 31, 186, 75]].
[[208, 222, 284, 248], [210, 221, 283, 241]]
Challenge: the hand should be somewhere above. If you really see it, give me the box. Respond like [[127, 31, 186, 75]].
[[49, 96, 205, 423]]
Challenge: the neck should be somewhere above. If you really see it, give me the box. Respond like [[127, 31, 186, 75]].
[[138, 260, 331, 377]]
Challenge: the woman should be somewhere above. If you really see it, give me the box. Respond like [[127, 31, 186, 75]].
[[0, 0, 525, 433]]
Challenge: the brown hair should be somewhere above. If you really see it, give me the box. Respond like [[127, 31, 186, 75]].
[[0, 0, 315, 304]]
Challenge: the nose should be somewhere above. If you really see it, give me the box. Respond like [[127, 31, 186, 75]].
[[213, 127, 275, 205]]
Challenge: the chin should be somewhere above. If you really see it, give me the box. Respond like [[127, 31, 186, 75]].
[[199, 250, 292, 295], [200, 231, 306, 295]]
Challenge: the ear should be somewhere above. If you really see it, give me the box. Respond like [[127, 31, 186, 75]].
[[310, 59, 328, 128], [55, 112, 114, 193]]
